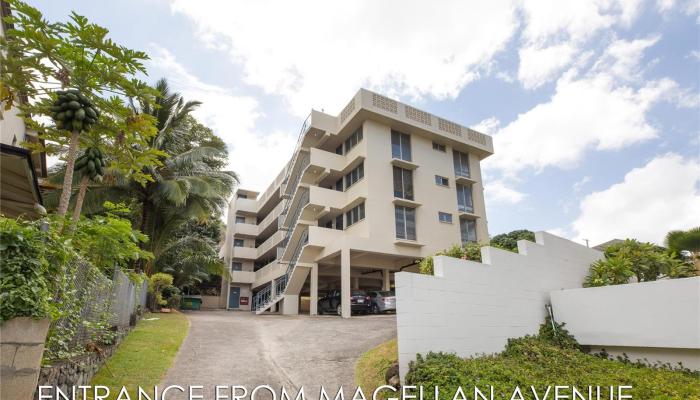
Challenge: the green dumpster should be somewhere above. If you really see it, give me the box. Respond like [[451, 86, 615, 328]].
[[181, 296, 202, 310]]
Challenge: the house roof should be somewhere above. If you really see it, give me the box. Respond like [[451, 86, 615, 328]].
[[1, 143, 43, 219]]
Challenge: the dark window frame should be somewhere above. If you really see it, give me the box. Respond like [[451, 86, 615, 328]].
[[435, 175, 449, 187], [345, 202, 366, 227], [394, 205, 417, 240], [456, 183, 474, 213], [438, 212, 453, 224], [460, 218, 477, 243], [393, 166, 414, 200], [391, 130, 412, 161], [432, 142, 446, 152], [344, 162, 364, 190], [453, 150, 470, 178]]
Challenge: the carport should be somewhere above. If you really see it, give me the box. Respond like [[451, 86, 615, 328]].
[[296, 248, 417, 317]]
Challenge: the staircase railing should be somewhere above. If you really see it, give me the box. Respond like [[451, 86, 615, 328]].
[[252, 284, 271, 311], [251, 228, 309, 312], [251, 114, 313, 313]]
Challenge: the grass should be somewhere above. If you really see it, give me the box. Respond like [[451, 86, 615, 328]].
[[88, 311, 189, 399], [355, 338, 397, 397]]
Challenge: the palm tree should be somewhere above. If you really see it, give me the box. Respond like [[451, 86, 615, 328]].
[[47, 78, 237, 273]]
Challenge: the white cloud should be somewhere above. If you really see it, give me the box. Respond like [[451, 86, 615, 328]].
[[486, 72, 671, 175], [485, 180, 526, 204], [473, 117, 501, 135], [168, 0, 519, 117], [656, 0, 676, 12], [592, 36, 660, 81], [572, 153, 700, 245], [485, 30, 694, 178], [517, 43, 577, 89], [520, 0, 644, 44], [516, 0, 645, 89], [148, 45, 296, 193], [572, 176, 591, 192]]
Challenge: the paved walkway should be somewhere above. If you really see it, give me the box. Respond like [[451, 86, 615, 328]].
[[160, 311, 396, 399]]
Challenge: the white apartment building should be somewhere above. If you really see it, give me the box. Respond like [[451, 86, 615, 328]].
[[219, 89, 493, 318]]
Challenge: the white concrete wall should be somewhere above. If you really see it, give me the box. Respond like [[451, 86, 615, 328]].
[[551, 277, 700, 370], [395, 232, 602, 380]]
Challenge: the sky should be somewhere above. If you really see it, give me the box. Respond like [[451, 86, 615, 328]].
[[29, 0, 700, 246]]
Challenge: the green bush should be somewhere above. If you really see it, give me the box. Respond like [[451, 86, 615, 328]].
[[419, 243, 484, 274], [584, 239, 695, 287], [490, 230, 535, 252], [0, 218, 55, 320], [406, 331, 699, 400]]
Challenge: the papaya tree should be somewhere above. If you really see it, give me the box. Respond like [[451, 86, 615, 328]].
[[0, 0, 155, 224]]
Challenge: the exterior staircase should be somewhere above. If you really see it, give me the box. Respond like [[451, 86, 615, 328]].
[[251, 115, 313, 314]]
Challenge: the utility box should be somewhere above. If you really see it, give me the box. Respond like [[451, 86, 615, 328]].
[[181, 295, 202, 310]]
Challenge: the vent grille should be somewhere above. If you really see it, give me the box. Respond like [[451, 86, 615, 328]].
[[405, 105, 432, 126], [438, 118, 462, 136], [340, 99, 356, 123], [466, 129, 488, 145], [372, 93, 398, 114]]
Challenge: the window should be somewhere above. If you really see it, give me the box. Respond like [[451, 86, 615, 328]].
[[435, 175, 449, 187], [438, 212, 453, 224], [346, 202, 365, 227], [234, 239, 244, 247], [237, 193, 247, 199], [393, 166, 414, 200], [394, 205, 416, 240], [231, 262, 242, 271], [453, 150, 470, 178], [334, 178, 343, 192], [335, 144, 343, 155], [460, 219, 477, 243], [335, 215, 344, 230], [235, 216, 246, 223], [456, 184, 474, 213], [344, 162, 364, 189], [391, 130, 412, 161], [344, 127, 363, 154], [432, 142, 446, 152]]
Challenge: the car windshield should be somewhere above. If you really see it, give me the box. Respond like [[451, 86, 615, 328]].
[[378, 291, 395, 296], [351, 290, 366, 296]]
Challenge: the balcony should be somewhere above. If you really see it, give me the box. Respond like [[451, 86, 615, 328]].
[[455, 172, 477, 185], [234, 222, 257, 237], [258, 201, 284, 234], [253, 259, 286, 289], [257, 230, 285, 259], [235, 197, 257, 214], [230, 270, 255, 284], [231, 246, 257, 260]]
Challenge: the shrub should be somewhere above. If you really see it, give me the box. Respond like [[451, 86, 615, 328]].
[[419, 243, 484, 274], [405, 322, 699, 399], [490, 230, 535, 252], [0, 218, 54, 320], [584, 239, 695, 287]]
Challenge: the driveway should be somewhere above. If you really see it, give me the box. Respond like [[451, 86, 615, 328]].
[[160, 311, 397, 399]]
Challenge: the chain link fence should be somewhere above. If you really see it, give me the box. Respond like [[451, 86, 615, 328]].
[[45, 259, 148, 360]]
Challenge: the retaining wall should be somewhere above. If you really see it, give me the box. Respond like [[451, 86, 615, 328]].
[[395, 232, 602, 381], [551, 277, 700, 370]]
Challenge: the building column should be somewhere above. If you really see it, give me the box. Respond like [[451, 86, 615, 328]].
[[383, 270, 391, 291], [310, 264, 318, 316], [341, 248, 351, 318], [352, 277, 360, 290], [270, 279, 277, 313]]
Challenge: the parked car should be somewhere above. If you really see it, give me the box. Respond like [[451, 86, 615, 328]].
[[318, 289, 372, 315], [368, 290, 396, 313]]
